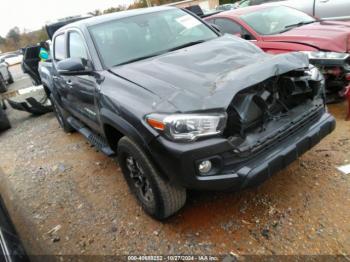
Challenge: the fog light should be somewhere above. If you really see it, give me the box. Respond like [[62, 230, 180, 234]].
[[198, 160, 212, 174]]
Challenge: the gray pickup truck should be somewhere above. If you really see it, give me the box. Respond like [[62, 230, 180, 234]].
[[268, 0, 350, 20]]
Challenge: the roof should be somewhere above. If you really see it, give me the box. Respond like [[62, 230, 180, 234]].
[[58, 6, 177, 32]]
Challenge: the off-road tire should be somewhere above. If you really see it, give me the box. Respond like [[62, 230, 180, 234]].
[[117, 137, 186, 220], [50, 94, 75, 133], [0, 106, 11, 132], [0, 74, 7, 93], [7, 71, 14, 84]]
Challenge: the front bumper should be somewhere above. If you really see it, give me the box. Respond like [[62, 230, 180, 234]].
[[149, 112, 335, 191]]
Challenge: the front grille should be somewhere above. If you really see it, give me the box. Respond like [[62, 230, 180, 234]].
[[230, 104, 324, 159]]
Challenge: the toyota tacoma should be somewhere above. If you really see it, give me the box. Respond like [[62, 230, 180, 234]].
[[41, 6, 335, 219]]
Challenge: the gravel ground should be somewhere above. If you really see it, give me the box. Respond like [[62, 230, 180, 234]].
[[0, 65, 349, 258]]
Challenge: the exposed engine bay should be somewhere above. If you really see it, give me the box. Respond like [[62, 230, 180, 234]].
[[225, 68, 325, 157]]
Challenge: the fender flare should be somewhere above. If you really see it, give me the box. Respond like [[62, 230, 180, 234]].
[[100, 108, 151, 153], [99, 108, 171, 181]]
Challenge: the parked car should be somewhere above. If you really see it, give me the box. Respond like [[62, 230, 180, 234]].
[[0, 53, 23, 66], [216, 4, 237, 11], [184, 5, 221, 18], [38, 6, 335, 219], [0, 192, 29, 261], [0, 61, 14, 93], [206, 5, 350, 102], [267, 0, 350, 21], [236, 0, 281, 8], [0, 100, 10, 132]]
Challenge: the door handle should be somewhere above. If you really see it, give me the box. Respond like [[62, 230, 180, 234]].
[[52, 76, 59, 80], [319, 0, 329, 3]]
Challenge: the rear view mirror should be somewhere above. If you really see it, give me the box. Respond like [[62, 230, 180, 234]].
[[57, 58, 92, 76]]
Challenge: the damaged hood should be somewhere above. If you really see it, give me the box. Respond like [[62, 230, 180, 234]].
[[263, 21, 350, 53], [109, 35, 309, 112]]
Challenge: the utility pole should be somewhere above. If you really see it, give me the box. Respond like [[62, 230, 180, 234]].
[[146, 0, 152, 7]]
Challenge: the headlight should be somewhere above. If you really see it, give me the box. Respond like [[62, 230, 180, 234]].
[[302, 51, 350, 60], [307, 65, 324, 82], [146, 113, 227, 141]]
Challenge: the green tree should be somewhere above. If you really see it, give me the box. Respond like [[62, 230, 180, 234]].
[[0, 36, 5, 45], [103, 6, 126, 14], [88, 9, 102, 16], [6, 27, 20, 43]]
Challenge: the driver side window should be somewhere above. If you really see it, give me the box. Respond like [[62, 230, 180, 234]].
[[68, 32, 88, 60]]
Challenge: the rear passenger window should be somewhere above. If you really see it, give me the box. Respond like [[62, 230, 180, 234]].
[[68, 32, 88, 60], [54, 34, 66, 61], [214, 18, 243, 35]]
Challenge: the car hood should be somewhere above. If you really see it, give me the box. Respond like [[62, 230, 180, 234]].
[[109, 35, 309, 112], [262, 21, 350, 53]]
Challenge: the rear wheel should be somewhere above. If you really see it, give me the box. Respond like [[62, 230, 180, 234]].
[[0, 74, 7, 93], [0, 106, 11, 132], [117, 137, 186, 220], [50, 94, 75, 133]]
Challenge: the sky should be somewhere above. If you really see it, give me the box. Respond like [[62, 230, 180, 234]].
[[1, 0, 135, 37]]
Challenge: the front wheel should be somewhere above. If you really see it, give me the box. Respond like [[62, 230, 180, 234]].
[[117, 137, 186, 220]]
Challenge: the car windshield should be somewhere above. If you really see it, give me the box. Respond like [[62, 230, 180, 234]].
[[240, 6, 316, 35], [89, 9, 218, 68], [239, 0, 251, 8]]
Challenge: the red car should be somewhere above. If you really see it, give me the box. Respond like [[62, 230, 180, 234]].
[[206, 5, 350, 102]]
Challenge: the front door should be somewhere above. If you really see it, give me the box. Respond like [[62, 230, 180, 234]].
[[64, 31, 100, 132]]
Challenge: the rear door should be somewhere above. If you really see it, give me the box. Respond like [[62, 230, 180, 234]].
[[22, 46, 41, 85], [315, 0, 350, 20]]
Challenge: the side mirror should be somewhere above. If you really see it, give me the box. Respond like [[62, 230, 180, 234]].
[[57, 58, 92, 76], [209, 23, 221, 34], [241, 33, 253, 40]]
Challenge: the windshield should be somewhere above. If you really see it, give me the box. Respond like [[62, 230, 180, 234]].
[[239, 0, 251, 8], [240, 6, 316, 35], [89, 9, 218, 68]]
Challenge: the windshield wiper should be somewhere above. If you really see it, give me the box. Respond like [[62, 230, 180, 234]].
[[113, 51, 166, 67], [113, 40, 208, 67], [284, 21, 316, 29], [166, 40, 206, 52]]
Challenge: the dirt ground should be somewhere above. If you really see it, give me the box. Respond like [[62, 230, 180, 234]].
[[0, 65, 349, 257]]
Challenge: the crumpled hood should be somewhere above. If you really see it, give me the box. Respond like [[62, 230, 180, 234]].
[[263, 21, 350, 53], [109, 35, 309, 112]]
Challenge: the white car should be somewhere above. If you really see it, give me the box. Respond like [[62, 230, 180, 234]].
[[0, 62, 14, 93], [0, 54, 23, 66], [265, 0, 350, 21]]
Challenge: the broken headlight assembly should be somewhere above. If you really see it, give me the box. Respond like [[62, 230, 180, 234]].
[[146, 113, 227, 141], [302, 51, 350, 61]]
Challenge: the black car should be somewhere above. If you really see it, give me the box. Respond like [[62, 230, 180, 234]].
[[0, 100, 10, 132], [36, 6, 334, 219], [0, 192, 29, 262]]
